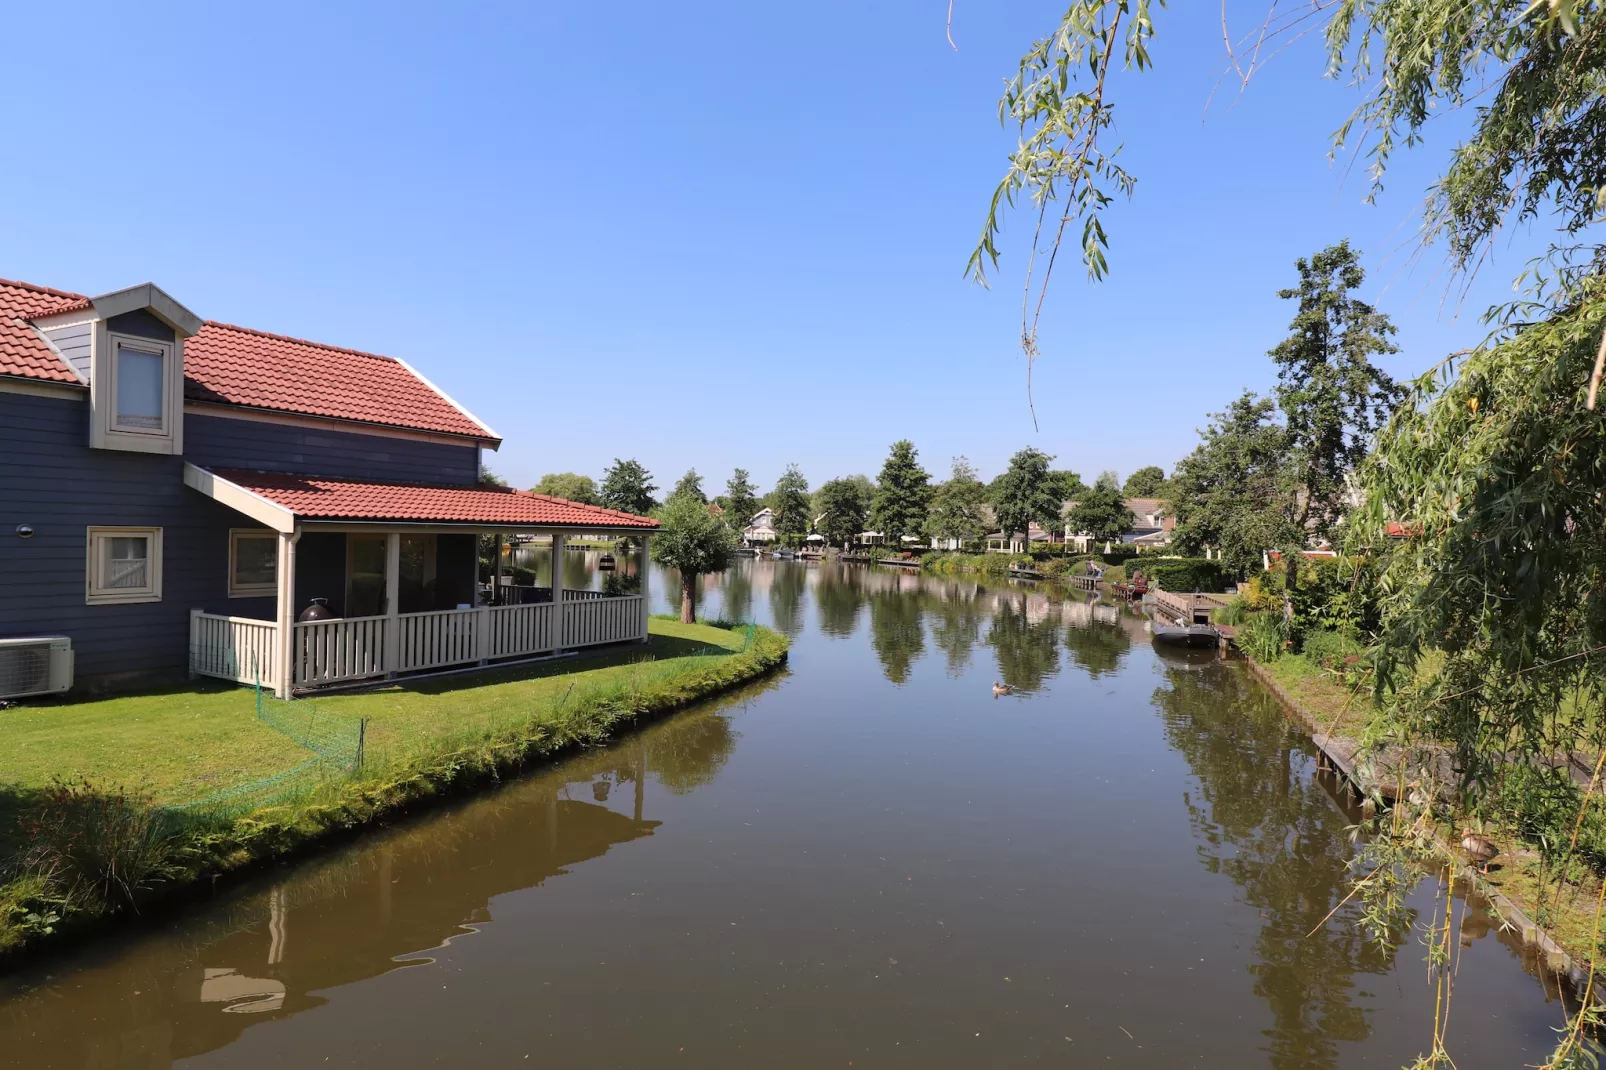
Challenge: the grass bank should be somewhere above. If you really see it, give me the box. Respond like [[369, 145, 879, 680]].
[[0, 618, 788, 960], [1235, 638, 1606, 980]]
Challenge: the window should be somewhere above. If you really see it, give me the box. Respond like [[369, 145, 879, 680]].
[[229, 530, 278, 597], [86, 527, 162, 604], [112, 338, 169, 433]]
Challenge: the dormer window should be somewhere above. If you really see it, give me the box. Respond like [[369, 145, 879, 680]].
[[41, 283, 205, 456], [113, 336, 170, 433]]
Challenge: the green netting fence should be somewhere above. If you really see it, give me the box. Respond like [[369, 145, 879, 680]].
[[174, 621, 754, 819]]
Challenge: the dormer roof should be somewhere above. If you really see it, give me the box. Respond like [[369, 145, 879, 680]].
[[0, 276, 499, 443]]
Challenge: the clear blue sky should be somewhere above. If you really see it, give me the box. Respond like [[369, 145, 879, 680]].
[[2, 1, 1541, 494]]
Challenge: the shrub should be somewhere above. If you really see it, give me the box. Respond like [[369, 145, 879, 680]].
[[1212, 598, 1250, 626], [1130, 557, 1229, 593], [1237, 613, 1288, 663], [14, 778, 179, 913]]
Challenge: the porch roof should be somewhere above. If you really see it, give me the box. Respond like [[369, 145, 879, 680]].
[[185, 464, 659, 533]]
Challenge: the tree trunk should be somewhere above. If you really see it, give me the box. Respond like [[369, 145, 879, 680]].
[[680, 571, 697, 624]]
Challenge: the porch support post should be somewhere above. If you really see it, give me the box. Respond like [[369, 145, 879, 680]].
[[475, 533, 490, 664], [274, 530, 298, 700], [493, 534, 504, 604], [638, 534, 651, 643], [383, 532, 401, 676], [551, 532, 566, 652]]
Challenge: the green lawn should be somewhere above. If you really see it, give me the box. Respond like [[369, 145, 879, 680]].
[[0, 618, 748, 805]]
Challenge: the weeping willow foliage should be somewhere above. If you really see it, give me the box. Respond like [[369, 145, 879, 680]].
[[1355, 284, 1606, 787]]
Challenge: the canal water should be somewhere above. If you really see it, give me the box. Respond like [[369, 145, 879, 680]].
[[0, 557, 1574, 1068]]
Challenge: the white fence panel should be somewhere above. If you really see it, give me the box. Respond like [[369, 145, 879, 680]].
[[398, 608, 480, 672], [563, 595, 644, 649], [190, 611, 280, 689], [487, 603, 556, 659], [294, 616, 388, 686]]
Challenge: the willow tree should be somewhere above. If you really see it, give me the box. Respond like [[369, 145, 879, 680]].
[[651, 494, 737, 624]]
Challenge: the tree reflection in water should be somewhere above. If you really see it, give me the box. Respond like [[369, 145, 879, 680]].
[[929, 583, 987, 676], [719, 566, 753, 625], [986, 593, 1063, 693], [813, 564, 866, 638], [768, 561, 808, 637], [869, 585, 926, 684], [1153, 663, 1409, 1070]]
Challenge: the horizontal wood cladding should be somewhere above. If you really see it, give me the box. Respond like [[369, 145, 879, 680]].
[[0, 392, 272, 688], [184, 412, 480, 485]]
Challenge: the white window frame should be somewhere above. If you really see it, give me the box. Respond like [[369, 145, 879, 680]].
[[85, 526, 163, 605], [107, 333, 173, 436], [228, 529, 279, 598]]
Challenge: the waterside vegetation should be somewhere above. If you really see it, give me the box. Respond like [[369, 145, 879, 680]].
[[0, 618, 788, 960]]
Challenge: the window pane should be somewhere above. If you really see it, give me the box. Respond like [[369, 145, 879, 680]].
[[103, 536, 148, 589], [234, 536, 277, 588], [116, 346, 164, 429]]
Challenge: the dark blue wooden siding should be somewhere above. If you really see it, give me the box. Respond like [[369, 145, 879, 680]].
[[0, 392, 272, 692], [184, 412, 480, 485]]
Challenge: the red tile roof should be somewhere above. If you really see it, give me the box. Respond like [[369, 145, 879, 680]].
[[184, 322, 495, 441], [0, 278, 90, 384], [0, 277, 496, 440], [210, 469, 659, 529]]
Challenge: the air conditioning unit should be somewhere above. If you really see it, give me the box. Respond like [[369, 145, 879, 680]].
[[0, 637, 74, 699]]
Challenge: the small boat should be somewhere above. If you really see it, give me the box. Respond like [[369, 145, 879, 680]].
[[1151, 622, 1220, 649]]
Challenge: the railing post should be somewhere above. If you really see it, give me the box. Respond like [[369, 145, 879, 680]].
[[275, 531, 298, 700], [383, 532, 401, 676], [551, 532, 566, 652], [638, 534, 651, 643], [188, 608, 202, 679], [475, 605, 490, 664]]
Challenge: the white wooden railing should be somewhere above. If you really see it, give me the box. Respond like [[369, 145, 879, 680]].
[[487, 602, 557, 658], [564, 594, 645, 648], [396, 607, 477, 671], [295, 615, 388, 686], [190, 611, 280, 689], [192, 595, 645, 691]]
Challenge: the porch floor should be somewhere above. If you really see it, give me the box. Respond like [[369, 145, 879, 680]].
[[1, 619, 747, 806]]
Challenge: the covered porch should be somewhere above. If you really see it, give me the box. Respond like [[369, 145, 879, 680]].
[[183, 466, 657, 697]]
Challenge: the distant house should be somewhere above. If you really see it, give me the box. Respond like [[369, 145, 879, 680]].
[[1064, 497, 1175, 551], [743, 508, 778, 544], [0, 277, 656, 700]]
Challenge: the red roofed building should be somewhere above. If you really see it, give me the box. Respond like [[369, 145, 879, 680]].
[[0, 278, 656, 699]]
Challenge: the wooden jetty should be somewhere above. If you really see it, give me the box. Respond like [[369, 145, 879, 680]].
[[1152, 588, 1232, 625]]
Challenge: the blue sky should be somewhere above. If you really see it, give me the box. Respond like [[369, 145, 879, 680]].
[[2, 1, 1541, 495]]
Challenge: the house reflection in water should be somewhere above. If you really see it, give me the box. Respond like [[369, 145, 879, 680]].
[[0, 703, 745, 1069]]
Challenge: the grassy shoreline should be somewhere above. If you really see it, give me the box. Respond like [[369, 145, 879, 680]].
[[0, 619, 789, 962], [1237, 646, 1602, 984]]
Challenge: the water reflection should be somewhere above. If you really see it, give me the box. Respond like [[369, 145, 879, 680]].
[[0, 697, 752, 1069], [1155, 663, 1408, 1070]]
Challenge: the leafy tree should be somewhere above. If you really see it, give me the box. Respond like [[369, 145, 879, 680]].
[[816, 477, 872, 547], [669, 468, 706, 504], [724, 468, 759, 526], [1048, 469, 1087, 501], [480, 465, 510, 488], [870, 440, 932, 543], [1122, 466, 1166, 498], [769, 464, 812, 541], [599, 458, 657, 516], [971, 1, 1605, 381], [1169, 392, 1299, 579], [650, 494, 736, 623], [925, 456, 990, 546], [1269, 241, 1402, 544], [532, 472, 597, 504], [1357, 287, 1606, 791], [991, 447, 1063, 541], [1066, 471, 1134, 543]]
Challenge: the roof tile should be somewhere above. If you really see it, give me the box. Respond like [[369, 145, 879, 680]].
[[184, 322, 495, 440], [0, 278, 89, 384], [210, 469, 659, 529]]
